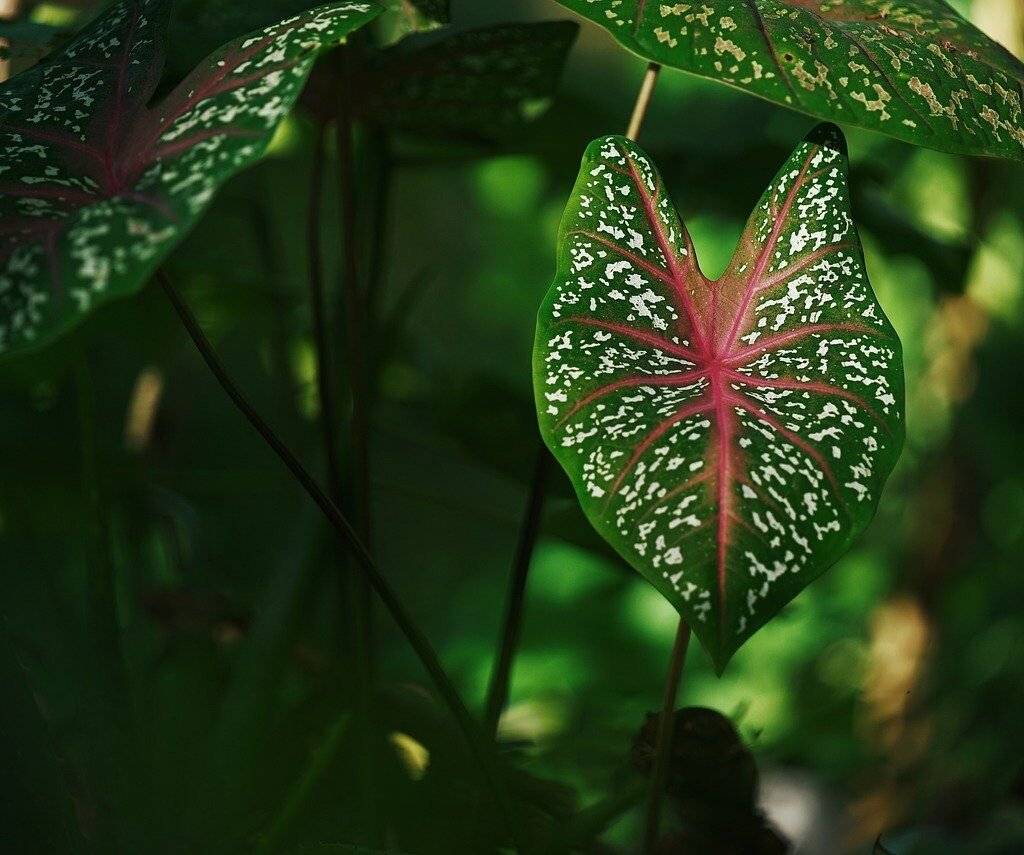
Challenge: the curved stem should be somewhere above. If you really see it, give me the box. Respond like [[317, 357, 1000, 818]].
[[483, 448, 552, 739], [158, 271, 526, 850], [642, 618, 691, 854]]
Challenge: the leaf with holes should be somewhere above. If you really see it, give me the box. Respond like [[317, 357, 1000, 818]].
[[535, 125, 904, 672], [555, 0, 1024, 160], [360, 21, 579, 140], [0, 0, 381, 359]]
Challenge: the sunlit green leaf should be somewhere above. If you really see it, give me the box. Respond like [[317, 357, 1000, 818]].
[[360, 21, 579, 140], [0, 0, 381, 359], [556, 0, 1024, 160], [534, 125, 904, 671]]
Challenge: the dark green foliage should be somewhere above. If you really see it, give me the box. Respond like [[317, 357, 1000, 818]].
[[362, 22, 580, 140]]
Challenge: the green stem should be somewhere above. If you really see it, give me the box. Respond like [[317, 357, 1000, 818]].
[[483, 447, 551, 739], [626, 62, 661, 141], [307, 123, 346, 511], [256, 714, 351, 854], [335, 50, 373, 548], [365, 127, 393, 333], [642, 618, 691, 854], [158, 271, 526, 851], [333, 45, 380, 844]]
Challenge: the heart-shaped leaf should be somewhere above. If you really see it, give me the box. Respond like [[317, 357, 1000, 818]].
[[360, 21, 579, 140], [555, 0, 1024, 160], [535, 125, 904, 671], [0, 0, 381, 360]]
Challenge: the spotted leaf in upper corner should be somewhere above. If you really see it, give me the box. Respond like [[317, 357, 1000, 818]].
[[534, 125, 904, 672], [0, 0, 381, 359], [556, 0, 1024, 161]]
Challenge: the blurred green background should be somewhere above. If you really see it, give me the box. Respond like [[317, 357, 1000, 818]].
[[2, 0, 1024, 852]]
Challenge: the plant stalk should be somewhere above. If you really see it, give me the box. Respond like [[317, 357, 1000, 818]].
[[158, 271, 526, 851], [626, 63, 661, 141], [307, 122, 347, 521], [333, 45, 380, 844], [483, 448, 552, 740], [642, 618, 691, 854], [335, 51, 373, 548]]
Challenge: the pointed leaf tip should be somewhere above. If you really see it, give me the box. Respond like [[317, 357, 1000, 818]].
[[535, 132, 904, 671]]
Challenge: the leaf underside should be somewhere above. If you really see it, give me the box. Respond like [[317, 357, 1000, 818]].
[[0, 0, 380, 359], [362, 21, 580, 140], [556, 0, 1024, 160], [535, 125, 904, 672]]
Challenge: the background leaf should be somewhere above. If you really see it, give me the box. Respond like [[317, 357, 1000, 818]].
[[555, 0, 1024, 160], [358, 21, 579, 141], [535, 125, 904, 670], [0, 0, 380, 360]]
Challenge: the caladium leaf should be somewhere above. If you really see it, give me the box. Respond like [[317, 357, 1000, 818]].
[[0, 0, 381, 359], [535, 125, 904, 672], [555, 0, 1024, 161], [360, 21, 579, 140]]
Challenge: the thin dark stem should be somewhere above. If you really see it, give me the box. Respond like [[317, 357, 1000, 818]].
[[642, 618, 691, 854], [307, 122, 346, 509], [256, 713, 352, 854], [365, 127, 393, 331], [307, 117, 360, 665], [335, 52, 373, 547], [158, 271, 526, 851], [483, 448, 552, 739], [250, 184, 302, 442], [334, 46, 380, 844]]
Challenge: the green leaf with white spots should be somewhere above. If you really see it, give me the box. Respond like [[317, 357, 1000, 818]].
[[0, 0, 381, 360], [360, 21, 579, 140], [555, 0, 1024, 160], [534, 125, 904, 672]]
